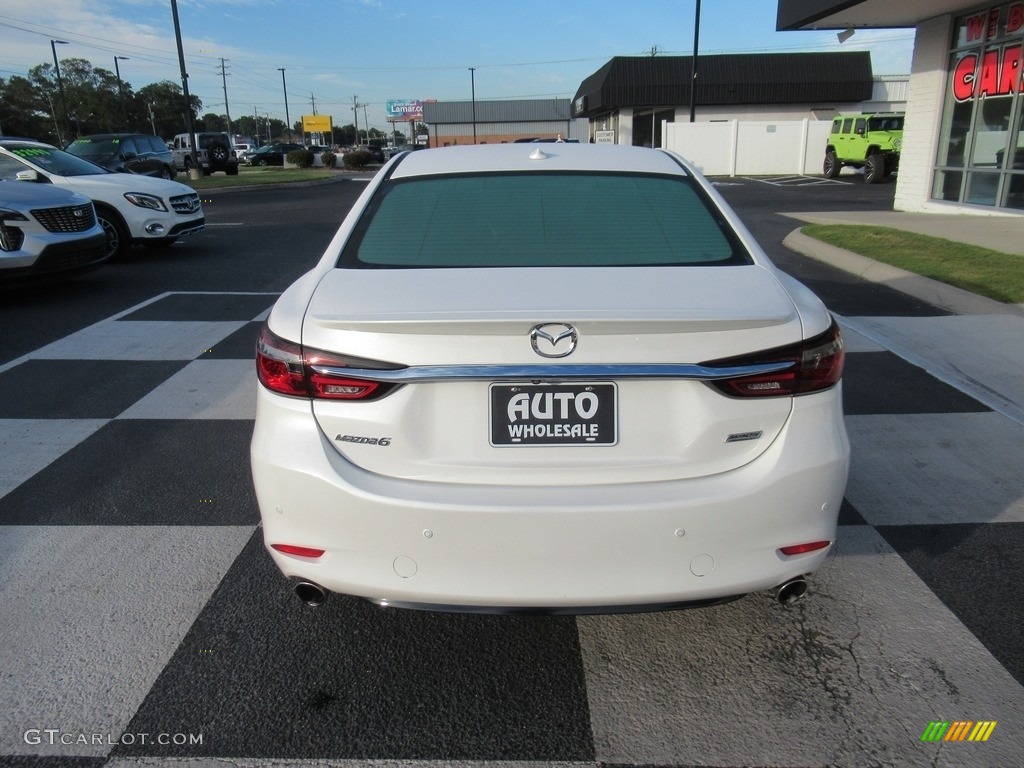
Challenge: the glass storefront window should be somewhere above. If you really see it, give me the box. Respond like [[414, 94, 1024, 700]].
[[933, 169, 964, 200], [934, 3, 1024, 209], [1005, 174, 1024, 208]]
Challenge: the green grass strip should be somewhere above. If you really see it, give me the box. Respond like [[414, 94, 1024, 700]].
[[801, 224, 1024, 304], [182, 166, 354, 190]]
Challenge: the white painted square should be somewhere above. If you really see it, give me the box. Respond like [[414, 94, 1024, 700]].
[[30, 321, 246, 361], [117, 360, 257, 420], [578, 526, 1024, 767], [836, 318, 886, 353], [845, 412, 1024, 525], [0, 526, 255, 758], [850, 315, 1024, 422], [0, 419, 107, 498]]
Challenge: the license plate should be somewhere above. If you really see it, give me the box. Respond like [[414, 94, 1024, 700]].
[[489, 382, 617, 446]]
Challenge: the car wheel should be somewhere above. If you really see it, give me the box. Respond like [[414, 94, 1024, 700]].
[[208, 142, 230, 164], [258, 158, 268, 167], [823, 150, 840, 178], [95, 205, 130, 260], [160, 167, 174, 180], [183, 157, 193, 173], [864, 153, 886, 184]]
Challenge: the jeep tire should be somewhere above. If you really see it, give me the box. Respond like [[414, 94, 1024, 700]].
[[864, 152, 886, 184], [823, 150, 840, 179], [208, 142, 230, 166]]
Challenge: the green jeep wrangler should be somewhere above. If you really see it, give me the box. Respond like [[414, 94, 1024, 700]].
[[823, 112, 904, 183]]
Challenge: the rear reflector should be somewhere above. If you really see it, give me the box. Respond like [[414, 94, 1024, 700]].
[[704, 318, 845, 398], [256, 325, 398, 401], [779, 540, 831, 556], [271, 543, 326, 558]]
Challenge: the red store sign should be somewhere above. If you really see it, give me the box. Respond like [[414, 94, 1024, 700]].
[[952, 3, 1024, 101]]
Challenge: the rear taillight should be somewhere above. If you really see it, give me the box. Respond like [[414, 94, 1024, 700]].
[[271, 543, 325, 558], [256, 325, 399, 401], [704, 318, 844, 398], [779, 540, 831, 556]]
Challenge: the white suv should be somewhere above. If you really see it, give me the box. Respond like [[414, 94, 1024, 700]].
[[0, 139, 205, 260], [171, 132, 239, 176], [1, 181, 107, 282]]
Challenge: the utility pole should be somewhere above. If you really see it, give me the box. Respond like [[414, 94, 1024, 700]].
[[690, 0, 701, 123], [468, 67, 477, 144], [219, 58, 233, 140], [278, 68, 291, 142], [50, 39, 70, 144], [352, 95, 361, 146], [169, 0, 200, 179], [113, 56, 129, 128]]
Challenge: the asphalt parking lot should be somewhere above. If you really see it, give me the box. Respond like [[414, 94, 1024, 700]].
[[1, 174, 1022, 768]]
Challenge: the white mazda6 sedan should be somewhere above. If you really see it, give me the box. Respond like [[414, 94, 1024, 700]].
[[251, 143, 849, 613]]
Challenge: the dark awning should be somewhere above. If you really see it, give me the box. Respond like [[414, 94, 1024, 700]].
[[571, 52, 873, 117]]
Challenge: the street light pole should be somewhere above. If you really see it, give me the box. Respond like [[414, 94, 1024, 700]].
[[169, 0, 200, 179], [278, 68, 291, 142], [114, 56, 129, 128], [689, 0, 701, 123], [50, 39, 70, 144], [469, 67, 477, 145]]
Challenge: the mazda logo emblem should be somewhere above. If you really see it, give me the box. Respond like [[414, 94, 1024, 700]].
[[530, 323, 577, 358]]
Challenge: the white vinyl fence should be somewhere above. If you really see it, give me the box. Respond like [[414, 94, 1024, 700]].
[[663, 119, 834, 177]]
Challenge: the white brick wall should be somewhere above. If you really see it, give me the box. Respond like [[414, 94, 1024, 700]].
[[894, 15, 952, 212]]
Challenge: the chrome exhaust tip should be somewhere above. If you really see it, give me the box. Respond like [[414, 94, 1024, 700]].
[[295, 581, 327, 607], [774, 577, 808, 605]]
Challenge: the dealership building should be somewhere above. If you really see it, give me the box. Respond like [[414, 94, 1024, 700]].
[[778, 0, 1024, 214]]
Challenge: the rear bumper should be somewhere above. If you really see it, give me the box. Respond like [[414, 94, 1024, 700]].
[[251, 385, 849, 611]]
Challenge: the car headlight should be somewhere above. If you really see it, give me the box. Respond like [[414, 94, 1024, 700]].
[[0, 208, 29, 252], [123, 193, 168, 212]]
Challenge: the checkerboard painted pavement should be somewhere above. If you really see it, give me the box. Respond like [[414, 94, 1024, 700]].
[[1, 291, 1022, 768]]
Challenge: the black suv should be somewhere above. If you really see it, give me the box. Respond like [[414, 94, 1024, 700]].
[[244, 143, 305, 166], [65, 134, 176, 179]]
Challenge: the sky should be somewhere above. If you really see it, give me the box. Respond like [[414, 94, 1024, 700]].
[[0, 0, 916, 135]]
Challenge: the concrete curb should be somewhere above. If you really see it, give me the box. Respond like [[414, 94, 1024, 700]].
[[783, 228, 1024, 318]]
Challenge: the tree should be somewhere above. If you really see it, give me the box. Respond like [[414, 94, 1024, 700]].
[[134, 81, 201, 139], [0, 75, 53, 142], [332, 123, 357, 145], [24, 58, 128, 138], [233, 115, 260, 141], [4, 57, 202, 142], [201, 113, 228, 132]]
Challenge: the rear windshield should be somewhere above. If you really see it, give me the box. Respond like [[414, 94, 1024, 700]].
[[339, 172, 750, 268], [198, 134, 228, 148]]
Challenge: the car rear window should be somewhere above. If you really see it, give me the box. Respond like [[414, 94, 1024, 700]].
[[339, 172, 750, 268]]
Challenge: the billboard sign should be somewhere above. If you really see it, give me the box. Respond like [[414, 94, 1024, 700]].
[[302, 115, 332, 133], [386, 99, 424, 122]]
